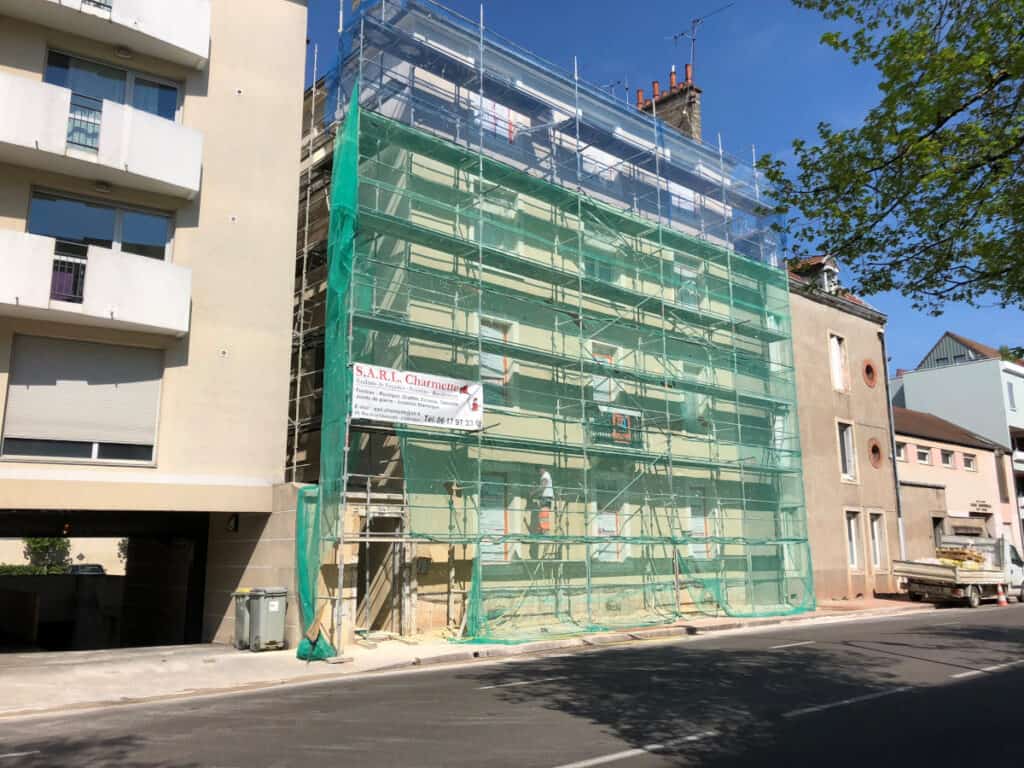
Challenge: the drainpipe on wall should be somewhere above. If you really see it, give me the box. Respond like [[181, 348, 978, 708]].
[[879, 328, 907, 560]]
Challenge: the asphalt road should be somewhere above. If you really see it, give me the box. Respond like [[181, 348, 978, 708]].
[[1, 604, 1023, 767]]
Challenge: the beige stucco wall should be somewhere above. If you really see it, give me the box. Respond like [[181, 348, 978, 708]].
[[203, 483, 301, 648], [0, 536, 123, 574], [790, 291, 903, 599], [0, 2, 307, 513], [896, 436, 1022, 551], [898, 484, 947, 561]]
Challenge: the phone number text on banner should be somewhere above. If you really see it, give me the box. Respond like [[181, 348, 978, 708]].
[[351, 364, 484, 431]]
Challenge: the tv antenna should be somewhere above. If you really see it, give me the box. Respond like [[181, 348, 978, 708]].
[[601, 75, 630, 104], [666, 2, 735, 73]]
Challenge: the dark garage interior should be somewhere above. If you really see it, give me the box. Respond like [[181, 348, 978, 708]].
[[0, 510, 209, 651]]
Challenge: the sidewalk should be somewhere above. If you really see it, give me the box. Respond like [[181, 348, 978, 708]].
[[0, 597, 930, 719]]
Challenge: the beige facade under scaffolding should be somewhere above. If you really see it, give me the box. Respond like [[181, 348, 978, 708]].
[[290, 0, 813, 653]]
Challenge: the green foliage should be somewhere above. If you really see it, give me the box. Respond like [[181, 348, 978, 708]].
[[22, 537, 71, 571], [117, 537, 129, 564], [760, 0, 1024, 313], [0, 564, 65, 576], [999, 344, 1024, 361]]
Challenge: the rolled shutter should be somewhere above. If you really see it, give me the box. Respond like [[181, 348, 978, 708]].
[[3, 335, 163, 445]]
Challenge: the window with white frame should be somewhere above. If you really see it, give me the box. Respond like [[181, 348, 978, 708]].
[[829, 333, 849, 392], [689, 487, 713, 560], [917, 447, 932, 465], [895, 442, 906, 461], [870, 513, 885, 569], [846, 511, 861, 569], [963, 453, 977, 471], [590, 343, 616, 404], [478, 472, 510, 563], [1, 336, 162, 463], [941, 450, 955, 468], [480, 318, 511, 407], [674, 263, 702, 308], [28, 192, 173, 260], [592, 465, 630, 563], [837, 421, 857, 480], [45, 51, 180, 151]]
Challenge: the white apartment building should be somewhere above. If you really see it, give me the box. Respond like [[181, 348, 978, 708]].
[[892, 332, 1024, 540], [0, 1, 307, 650]]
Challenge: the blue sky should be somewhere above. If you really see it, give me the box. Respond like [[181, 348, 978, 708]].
[[304, 0, 1024, 370]]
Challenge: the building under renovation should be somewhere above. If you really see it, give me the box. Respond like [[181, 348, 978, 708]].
[[288, 0, 812, 654]]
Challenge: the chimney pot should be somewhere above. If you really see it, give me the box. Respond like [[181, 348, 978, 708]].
[[669, 65, 677, 89], [652, 80, 660, 99], [636, 88, 645, 109], [684, 63, 693, 84]]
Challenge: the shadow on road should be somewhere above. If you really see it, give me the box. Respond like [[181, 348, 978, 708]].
[[469, 617, 1024, 765], [0, 734, 198, 768]]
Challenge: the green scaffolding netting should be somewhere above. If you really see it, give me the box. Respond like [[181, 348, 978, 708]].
[[299, 91, 815, 649], [296, 85, 361, 660]]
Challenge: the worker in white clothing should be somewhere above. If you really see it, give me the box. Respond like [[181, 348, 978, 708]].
[[530, 467, 554, 558]]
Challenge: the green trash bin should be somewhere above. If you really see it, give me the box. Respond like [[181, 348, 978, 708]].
[[232, 588, 254, 650], [249, 587, 288, 651]]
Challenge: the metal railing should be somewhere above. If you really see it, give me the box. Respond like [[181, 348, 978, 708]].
[[50, 241, 88, 303], [67, 93, 103, 150], [82, 0, 113, 11]]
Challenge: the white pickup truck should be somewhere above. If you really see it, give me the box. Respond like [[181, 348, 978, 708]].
[[893, 535, 1024, 608]]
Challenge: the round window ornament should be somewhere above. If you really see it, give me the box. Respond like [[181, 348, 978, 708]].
[[862, 360, 878, 388], [868, 438, 883, 468]]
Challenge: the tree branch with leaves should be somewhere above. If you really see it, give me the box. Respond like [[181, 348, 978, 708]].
[[759, 0, 1024, 314]]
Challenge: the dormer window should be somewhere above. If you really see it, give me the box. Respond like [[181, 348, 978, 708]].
[[815, 264, 840, 294]]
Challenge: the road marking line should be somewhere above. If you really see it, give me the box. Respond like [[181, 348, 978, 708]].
[[478, 675, 568, 690], [950, 659, 1024, 679], [0, 752, 41, 760], [782, 687, 912, 718], [950, 669, 985, 679], [770, 641, 816, 650], [930, 621, 960, 626], [551, 747, 648, 768], [550, 730, 718, 768]]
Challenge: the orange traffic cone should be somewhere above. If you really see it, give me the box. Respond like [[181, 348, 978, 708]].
[[997, 584, 1009, 607]]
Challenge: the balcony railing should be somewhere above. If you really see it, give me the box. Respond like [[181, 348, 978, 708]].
[[67, 93, 102, 151], [82, 0, 113, 10], [50, 242, 88, 303]]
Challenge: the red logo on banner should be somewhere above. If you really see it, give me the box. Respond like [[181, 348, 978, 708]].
[[611, 413, 632, 443]]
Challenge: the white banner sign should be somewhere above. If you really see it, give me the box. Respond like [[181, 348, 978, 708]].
[[351, 364, 484, 431]]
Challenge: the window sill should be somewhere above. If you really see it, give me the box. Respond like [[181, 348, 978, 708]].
[[486, 404, 521, 414], [840, 476, 859, 485], [0, 456, 156, 469]]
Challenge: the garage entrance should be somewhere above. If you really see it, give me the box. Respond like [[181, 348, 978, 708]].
[[0, 511, 209, 651]]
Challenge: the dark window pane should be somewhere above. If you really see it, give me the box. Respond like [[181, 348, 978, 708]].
[[132, 78, 178, 121], [63, 55, 125, 104], [44, 51, 70, 88], [28, 193, 115, 249], [121, 210, 170, 259], [97, 443, 153, 461], [2, 438, 93, 459]]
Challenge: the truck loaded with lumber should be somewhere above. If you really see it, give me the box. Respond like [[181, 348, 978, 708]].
[[893, 535, 1024, 608]]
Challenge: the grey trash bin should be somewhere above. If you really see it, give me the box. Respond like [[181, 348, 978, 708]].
[[232, 588, 253, 650], [249, 586, 288, 651]]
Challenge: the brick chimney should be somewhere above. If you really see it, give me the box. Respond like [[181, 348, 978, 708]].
[[640, 63, 702, 142]]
